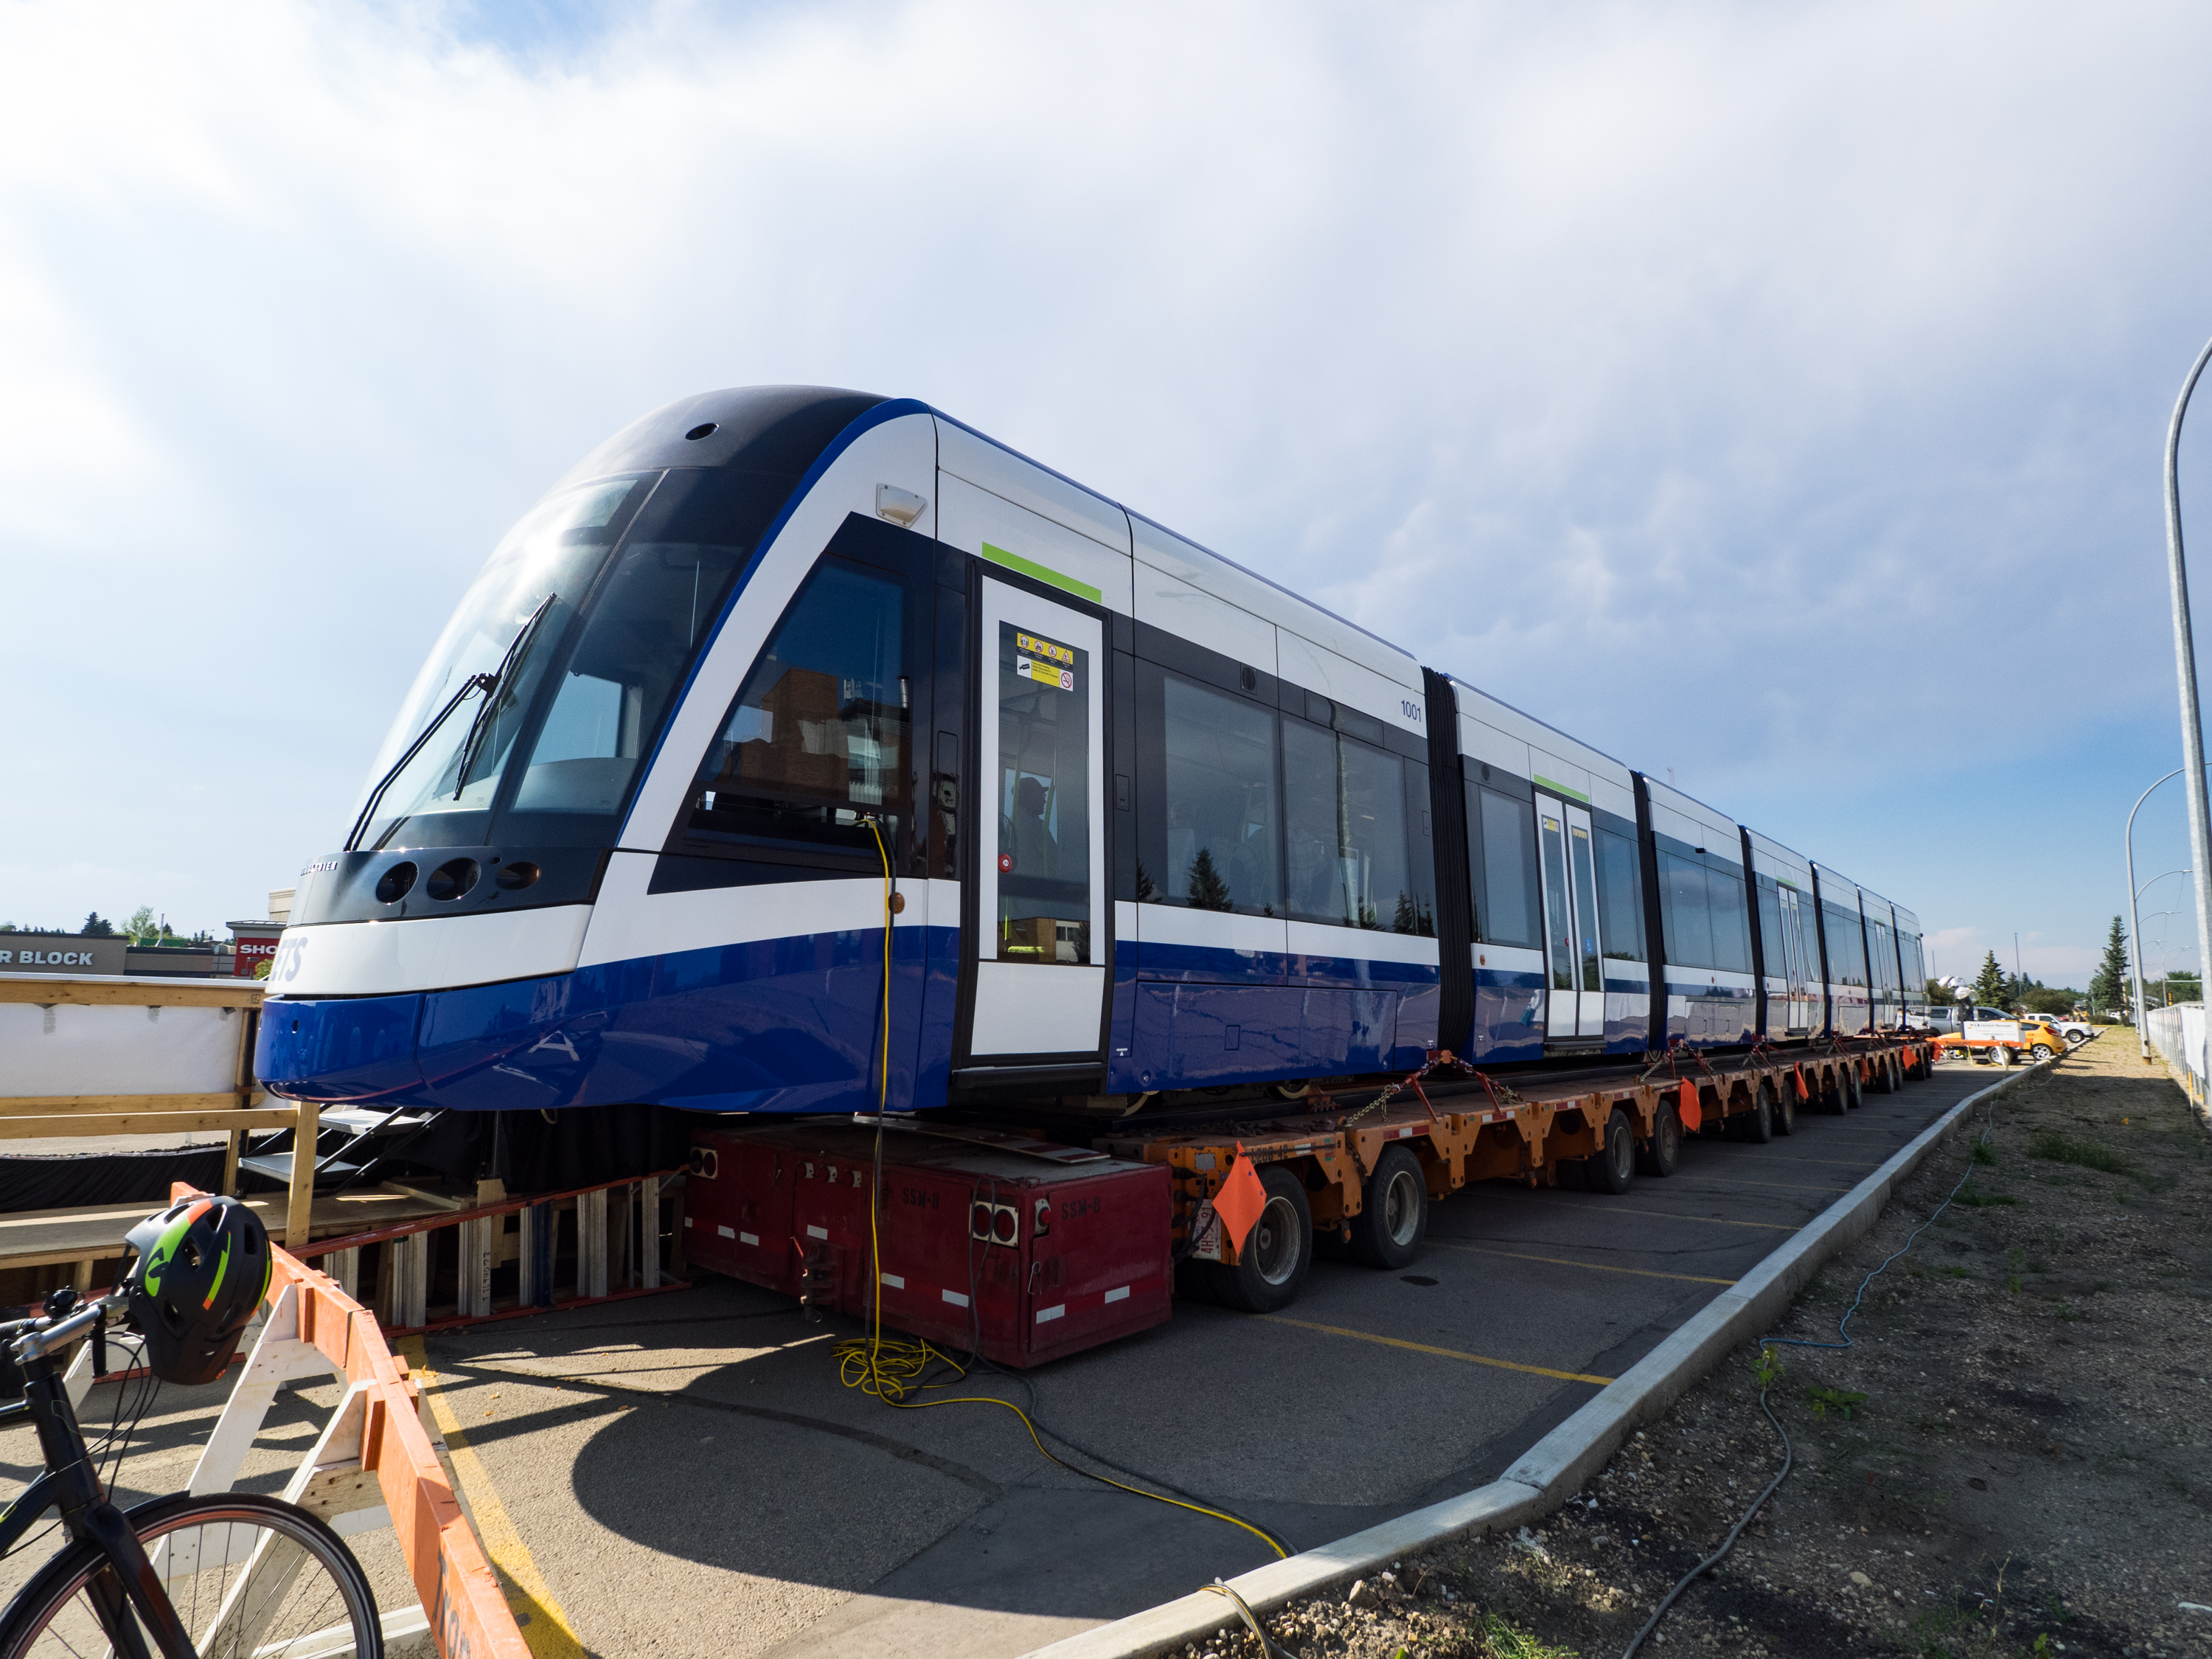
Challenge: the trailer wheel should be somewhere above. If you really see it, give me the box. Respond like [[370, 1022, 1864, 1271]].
[[1635, 1103, 1683, 1176], [1820, 1068, 1848, 1112], [1842, 1065, 1864, 1107], [1731, 1085, 1774, 1144], [1350, 1145, 1428, 1268], [1208, 1166, 1314, 1312], [1585, 1109, 1637, 1194], [1871, 1055, 1896, 1095], [1766, 1077, 1795, 1137]]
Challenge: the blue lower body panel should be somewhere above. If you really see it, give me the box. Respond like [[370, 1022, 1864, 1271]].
[[260, 923, 1444, 1112], [260, 925, 955, 1115]]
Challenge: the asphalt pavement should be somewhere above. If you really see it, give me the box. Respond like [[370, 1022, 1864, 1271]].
[[393, 1057, 1994, 1659]]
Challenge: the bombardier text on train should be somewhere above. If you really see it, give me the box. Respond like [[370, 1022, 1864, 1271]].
[[255, 388, 1925, 1116]]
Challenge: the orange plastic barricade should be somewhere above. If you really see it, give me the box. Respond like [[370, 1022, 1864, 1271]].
[[150, 1183, 532, 1659]]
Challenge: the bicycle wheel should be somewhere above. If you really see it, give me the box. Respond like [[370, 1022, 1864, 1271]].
[[0, 1491, 384, 1659]]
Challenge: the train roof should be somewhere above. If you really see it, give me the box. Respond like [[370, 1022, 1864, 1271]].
[[1644, 776, 1743, 860], [1743, 828, 1815, 887]]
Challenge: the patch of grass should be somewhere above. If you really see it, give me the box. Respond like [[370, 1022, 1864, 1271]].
[[1970, 1141, 1997, 1166], [2025, 1129, 2128, 1174], [1476, 1611, 1579, 1658], [1955, 1186, 2021, 1208], [1807, 1385, 1869, 1422]]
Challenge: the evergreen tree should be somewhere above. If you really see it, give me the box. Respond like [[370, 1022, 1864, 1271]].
[[80, 912, 114, 936], [1971, 950, 2008, 1009], [2090, 916, 2131, 1011], [1186, 847, 1232, 911]]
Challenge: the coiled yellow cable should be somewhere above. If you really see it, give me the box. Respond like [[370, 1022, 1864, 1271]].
[[832, 817, 1285, 1560]]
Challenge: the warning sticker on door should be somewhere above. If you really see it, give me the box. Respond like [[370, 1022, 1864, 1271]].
[[1015, 654, 1075, 692], [1018, 630, 1074, 666]]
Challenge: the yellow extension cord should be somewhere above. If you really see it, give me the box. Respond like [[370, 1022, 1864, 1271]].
[[830, 817, 1285, 1561]]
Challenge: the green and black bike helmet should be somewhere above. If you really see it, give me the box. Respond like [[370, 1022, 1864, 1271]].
[[121, 1195, 272, 1385]]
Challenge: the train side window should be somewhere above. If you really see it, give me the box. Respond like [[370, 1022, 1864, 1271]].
[[1705, 859, 1752, 973], [1594, 829, 1645, 961], [1660, 853, 1714, 969], [1399, 759, 1436, 936], [1755, 882, 1786, 975], [1158, 674, 1281, 916], [1470, 785, 1541, 947], [683, 557, 910, 859], [1282, 722, 1411, 930], [1821, 902, 1867, 985]]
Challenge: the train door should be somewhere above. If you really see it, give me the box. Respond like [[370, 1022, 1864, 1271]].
[[1536, 793, 1605, 1040], [1777, 885, 1814, 1033], [959, 577, 1109, 1068]]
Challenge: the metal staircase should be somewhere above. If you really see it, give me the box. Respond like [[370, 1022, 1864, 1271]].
[[239, 1105, 442, 1193]]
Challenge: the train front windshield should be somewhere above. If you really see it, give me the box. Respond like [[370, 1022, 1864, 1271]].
[[351, 470, 764, 850]]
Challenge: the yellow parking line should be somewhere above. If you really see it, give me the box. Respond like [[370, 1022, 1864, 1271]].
[[401, 1336, 586, 1659], [1261, 1315, 1614, 1385], [1429, 1242, 1733, 1285], [1674, 1177, 1851, 1195], [1521, 1197, 1799, 1231]]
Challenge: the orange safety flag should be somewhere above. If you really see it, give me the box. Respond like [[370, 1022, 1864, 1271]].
[[1677, 1079, 1701, 1133], [1214, 1144, 1269, 1252], [1793, 1064, 1809, 1099]]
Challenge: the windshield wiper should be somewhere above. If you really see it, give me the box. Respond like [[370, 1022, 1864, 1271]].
[[344, 672, 496, 851], [341, 594, 558, 853], [450, 594, 558, 801]]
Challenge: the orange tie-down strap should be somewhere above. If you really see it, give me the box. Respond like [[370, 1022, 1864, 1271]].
[[171, 1183, 530, 1659]]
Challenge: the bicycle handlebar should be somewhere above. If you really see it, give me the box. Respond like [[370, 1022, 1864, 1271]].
[[9, 1293, 129, 1364]]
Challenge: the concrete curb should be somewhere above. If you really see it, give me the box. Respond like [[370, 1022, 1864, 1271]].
[[1018, 1058, 2048, 1659]]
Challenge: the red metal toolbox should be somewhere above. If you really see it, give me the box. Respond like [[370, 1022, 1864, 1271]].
[[685, 1121, 1172, 1366]]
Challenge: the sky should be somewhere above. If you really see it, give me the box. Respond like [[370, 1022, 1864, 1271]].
[[4, 0, 2212, 992]]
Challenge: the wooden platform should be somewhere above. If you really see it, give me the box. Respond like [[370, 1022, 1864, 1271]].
[[0, 1183, 476, 1276]]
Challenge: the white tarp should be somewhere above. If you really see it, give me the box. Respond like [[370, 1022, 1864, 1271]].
[[0, 995, 248, 1096]]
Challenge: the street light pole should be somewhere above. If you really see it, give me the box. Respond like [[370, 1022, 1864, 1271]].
[[2162, 332, 2212, 1074], [2128, 768, 2185, 1055]]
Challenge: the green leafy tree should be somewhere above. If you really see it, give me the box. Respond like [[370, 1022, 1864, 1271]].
[[79, 913, 114, 936], [1971, 950, 2008, 1009], [2163, 968, 2202, 1005], [2023, 985, 2076, 1016], [2090, 916, 2130, 1011], [1186, 847, 1232, 911], [122, 906, 158, 945]]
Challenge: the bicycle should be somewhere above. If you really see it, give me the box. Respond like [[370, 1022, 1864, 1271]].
[[0, 1194, 385, 1659]]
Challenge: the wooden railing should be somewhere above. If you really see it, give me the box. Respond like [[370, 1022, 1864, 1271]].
[[0, 975, 318, 1248]]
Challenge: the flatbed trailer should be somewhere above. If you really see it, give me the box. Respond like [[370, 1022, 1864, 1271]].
[[1100, 1034, 1941, 1312], [684, 1036, 1940, 1360]]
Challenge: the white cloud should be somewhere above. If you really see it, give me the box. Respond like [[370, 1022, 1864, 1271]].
[[2, 0, 2208, 957]]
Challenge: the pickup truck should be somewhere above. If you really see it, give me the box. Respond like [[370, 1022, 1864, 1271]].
[[1933, 1018, 2065, 1065]]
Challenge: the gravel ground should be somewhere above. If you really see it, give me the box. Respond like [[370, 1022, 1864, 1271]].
[[1164, 1036, 2212, 1659]]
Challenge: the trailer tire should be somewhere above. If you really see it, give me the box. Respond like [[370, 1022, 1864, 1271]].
[[1731, 1085, 1774, 1144], [1872, 1055, 1896, 1094], [1350, 1145, 1428, 1269], [1767, 1077, 1795, 1137], [1207, 1166, 1314, 1312], [1585, 1108, 1636, 1194], [1842, 1064, 1864, 1107], [1635, 1102, 1683, 1176]]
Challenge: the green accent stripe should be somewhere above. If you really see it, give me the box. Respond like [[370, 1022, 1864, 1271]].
[[1534, 774, 1590, 804], [981, 542, 1102, 605]]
